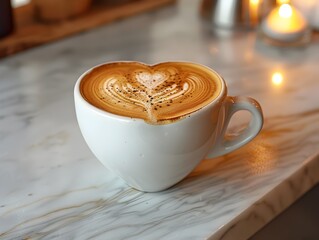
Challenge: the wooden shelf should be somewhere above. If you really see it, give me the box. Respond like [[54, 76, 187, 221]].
[[0, 0, 176, 58]]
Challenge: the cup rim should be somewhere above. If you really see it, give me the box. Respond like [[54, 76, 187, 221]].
[[74, 61, 227, 124]]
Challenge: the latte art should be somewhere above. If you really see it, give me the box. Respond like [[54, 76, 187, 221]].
[[80, 62, 221, 124]]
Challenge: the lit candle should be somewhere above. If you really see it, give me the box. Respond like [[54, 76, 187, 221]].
[[261, 2, 308, 42], [249, 0, 260, 26]]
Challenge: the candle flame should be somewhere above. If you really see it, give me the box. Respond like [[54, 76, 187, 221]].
[[272, 72, 283, 86], [279, 4, 292, 18]]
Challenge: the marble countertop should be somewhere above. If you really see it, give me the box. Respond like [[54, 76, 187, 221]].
[[1, 0, 319, 239]]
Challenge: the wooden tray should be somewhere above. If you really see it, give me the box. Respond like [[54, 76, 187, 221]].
[[0, 0, 175, 58]]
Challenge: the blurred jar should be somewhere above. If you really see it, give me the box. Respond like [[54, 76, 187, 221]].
[[0, 0, 14, 38], [34, 0, 92, 22]]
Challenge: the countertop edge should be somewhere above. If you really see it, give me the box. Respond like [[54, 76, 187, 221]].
[[208, 151, 319, 240]]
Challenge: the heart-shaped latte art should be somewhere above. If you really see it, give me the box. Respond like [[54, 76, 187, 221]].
[[135, 71, 168, 89], [80, 62, 219, 124]]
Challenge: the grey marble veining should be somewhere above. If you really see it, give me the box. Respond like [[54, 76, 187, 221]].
[[1, 0, 319, 239]]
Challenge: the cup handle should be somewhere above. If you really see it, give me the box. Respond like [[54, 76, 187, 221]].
[[206, 96, 263, 158]]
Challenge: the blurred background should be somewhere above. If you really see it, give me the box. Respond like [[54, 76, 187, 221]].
[[1, 0, 319, 55]]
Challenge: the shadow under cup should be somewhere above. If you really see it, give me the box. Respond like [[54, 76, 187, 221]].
[[74, 61, 263, 192]]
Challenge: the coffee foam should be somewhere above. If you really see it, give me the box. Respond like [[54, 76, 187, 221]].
[[80, 62, 221, 124]]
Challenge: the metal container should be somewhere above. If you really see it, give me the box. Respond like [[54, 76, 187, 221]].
[[201, 0, 276, 29]]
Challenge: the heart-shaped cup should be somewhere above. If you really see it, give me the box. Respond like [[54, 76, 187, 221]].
[[75, 61, 264, 192]]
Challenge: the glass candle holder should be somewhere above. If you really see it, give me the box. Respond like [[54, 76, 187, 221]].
[[260, 3, 311, 46]]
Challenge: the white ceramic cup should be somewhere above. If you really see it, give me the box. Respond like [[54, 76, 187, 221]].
[[74, 62, 263, 192]]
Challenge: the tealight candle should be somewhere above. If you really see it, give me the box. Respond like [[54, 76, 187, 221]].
[[261, 3, 309, 42]]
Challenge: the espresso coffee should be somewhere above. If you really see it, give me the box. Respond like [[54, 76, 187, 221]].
[[80, 62, 222, 124]]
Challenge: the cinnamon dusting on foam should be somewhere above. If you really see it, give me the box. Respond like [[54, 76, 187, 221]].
[[80, 62, 221, 124]]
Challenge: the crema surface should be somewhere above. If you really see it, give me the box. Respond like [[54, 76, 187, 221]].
[[80, 62, 221, 124]]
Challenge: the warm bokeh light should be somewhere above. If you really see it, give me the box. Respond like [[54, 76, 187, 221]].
[[276, 0, 290, 5], [250, 0, 260, 4], [279, 4, 293, 18], [272, 72, 283, 86], [249, 0, 260, 25]]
